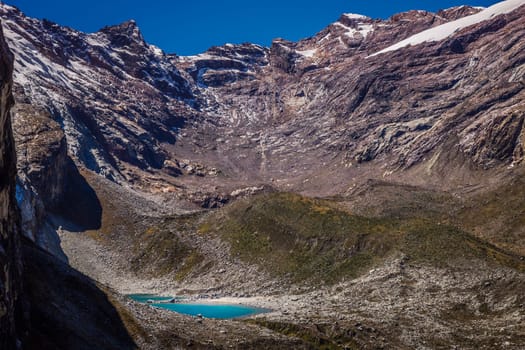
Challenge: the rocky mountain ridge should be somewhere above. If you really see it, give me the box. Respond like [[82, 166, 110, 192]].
[[0, 4, 195, 183], [1, 2, 523, 200]]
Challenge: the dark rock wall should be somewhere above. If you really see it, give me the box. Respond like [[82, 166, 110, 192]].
[[0, 20, 21, 350], [21, 242, 137, 350]]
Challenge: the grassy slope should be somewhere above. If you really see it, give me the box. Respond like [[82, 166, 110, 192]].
[[200, 192, 525, 285], [81, 168, 525, 285], [456, 175, 525, 255], [130, 214, 207, 279], [81, 170, 201, 279]]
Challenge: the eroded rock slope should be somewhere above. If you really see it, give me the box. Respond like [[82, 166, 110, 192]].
[[0, 1, 523, 197]]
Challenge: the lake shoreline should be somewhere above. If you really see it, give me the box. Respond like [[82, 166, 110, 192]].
[[128, 293, 273, 319]]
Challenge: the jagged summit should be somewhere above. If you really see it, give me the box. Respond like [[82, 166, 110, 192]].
[[99, 19, 139, 35], [0, 3, 21, 15], [437, 5, 485, 21], [98, 19, 145, 47], [334, 12, 374, 40]]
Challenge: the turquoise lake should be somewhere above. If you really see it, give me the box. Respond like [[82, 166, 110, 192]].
[[128, 294, 269, 319], [127, 294, 175, 303]]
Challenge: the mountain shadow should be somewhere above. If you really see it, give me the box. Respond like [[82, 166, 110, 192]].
[[21, 237, 137, 350], [51, 157, 102, 231]]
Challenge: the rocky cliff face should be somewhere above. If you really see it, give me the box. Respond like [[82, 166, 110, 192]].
[[12, 104, 68, 260], [13, 104, 67, 211], [0, 17, 127, 350], [0, 4, 195, 184], [0, 18, 21, 350]]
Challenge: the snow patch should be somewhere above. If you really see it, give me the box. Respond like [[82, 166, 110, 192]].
[[297, 49, 317, 58], [150, 45, 164, 56], [357, 24, 374, 38], [85, 34, 109, 47], [343, 13, 369, 20], [334, 21, 374, 39], [370, 0, 525, 57], [446, 5, 486, 11], [0, 4, 18, 13], [318, 33, 331, 44]]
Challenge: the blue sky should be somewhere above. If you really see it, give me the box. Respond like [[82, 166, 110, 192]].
[[5, 0, 500, 55]]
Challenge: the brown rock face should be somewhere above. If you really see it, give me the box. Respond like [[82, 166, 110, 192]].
[[12, 103, 104, 259], [0, 19, 21, 350], [12, 104, 68, 259], [13, 104, 67, 211]]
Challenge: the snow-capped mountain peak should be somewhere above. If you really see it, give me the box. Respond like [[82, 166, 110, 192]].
[[370, 0, 525, 56]]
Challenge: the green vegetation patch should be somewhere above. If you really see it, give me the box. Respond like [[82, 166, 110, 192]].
[[131, 227, 190, 276], [175, 251, 205, 281], [204, 193, 401, 283], [131, 214, 206, 278], [202, 192, 525, 285], [457, 175, 525, 256]]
